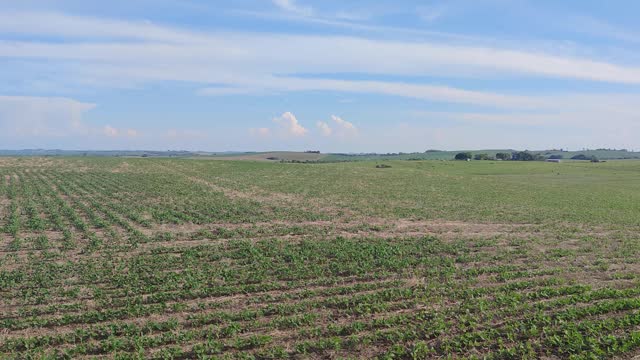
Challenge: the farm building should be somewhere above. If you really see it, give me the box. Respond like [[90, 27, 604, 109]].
[[546, 159, 561, 163]]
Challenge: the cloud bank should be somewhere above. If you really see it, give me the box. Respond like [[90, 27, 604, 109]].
[[0, 8, 639, 151]]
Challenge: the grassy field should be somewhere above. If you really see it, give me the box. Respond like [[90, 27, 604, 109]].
[[199, 152, 327, 162], [1, 157, 640, 359]]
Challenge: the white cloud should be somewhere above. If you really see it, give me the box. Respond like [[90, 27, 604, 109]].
[[272, 0, 314, 16], [331, 115, 357, 136], [2, 11, 640, 151], [0, 96, 95, 137], [316, 121, 332, 136], [273, 112, 308, 137], [0, 95, 145, 145], [314, 116, 357, 138]]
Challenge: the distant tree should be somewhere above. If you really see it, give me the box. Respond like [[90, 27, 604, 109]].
[[512, 151, 532, 161], [571, 154, 590, 160], [454, 152, 473, 160], [474, 153, 491, 160], [548, 154, 564, 160], [495, 152, 511, 160], [512, 151, 543, 161], [590, 156, 600, 163]]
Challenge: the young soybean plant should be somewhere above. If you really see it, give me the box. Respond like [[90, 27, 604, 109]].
[[2, 157, 640, 359]]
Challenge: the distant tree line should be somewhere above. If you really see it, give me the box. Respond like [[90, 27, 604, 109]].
[[571, 154, 600, 162], [511, 151, 546, 161], [454, 151, 604, 162], [454, 152, 472, 160], [454, 151, 546, 161]]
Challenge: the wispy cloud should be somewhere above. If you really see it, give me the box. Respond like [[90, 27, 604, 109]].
[[272, 0, 313, 17], [411, 102, 640, 131], [417, 5, 447, 23], [334, 10, 372, 21], [201, 77, 546, 110], [0, 11, 206, 43], [4, 13, 640, 87], [2, 9, 640, 151], [232, 8, 484, 42], [569, 15, 640, 44]]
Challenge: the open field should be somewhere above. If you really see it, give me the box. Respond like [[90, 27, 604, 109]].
[[1, 157, 640, 359], [2, 149, 638, 162], [197, 152, 327, 162]]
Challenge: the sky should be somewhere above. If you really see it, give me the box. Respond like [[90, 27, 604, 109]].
[[1, 0, 640, 152]]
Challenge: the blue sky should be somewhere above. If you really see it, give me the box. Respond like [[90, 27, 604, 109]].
[[1, 0, 640, 152]]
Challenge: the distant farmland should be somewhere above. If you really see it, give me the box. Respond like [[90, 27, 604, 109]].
[[200, 151, 327, 162], [2, 148, 639, 162], [194, 149, 640, 162], [1, 157, 640, 358], [324, 149, 640, 161]]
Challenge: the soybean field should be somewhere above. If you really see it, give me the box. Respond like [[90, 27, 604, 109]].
[[1, 157, 640, 359]]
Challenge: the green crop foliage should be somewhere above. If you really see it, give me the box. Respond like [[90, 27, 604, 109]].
[[0, 157, 639, 358]]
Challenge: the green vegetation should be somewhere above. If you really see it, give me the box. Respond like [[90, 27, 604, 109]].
[[511, 151, 545, 161], [1, 157, 640, 358], [455, 152, 473, 160], [325, 148, 640, 162], [473, 153, 492, 160], [201, 151, 327, 162], [572, 154, 591, 160], [2, 148, 638, 162]]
